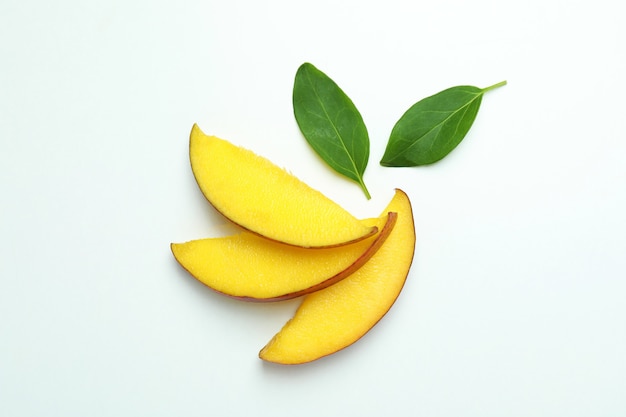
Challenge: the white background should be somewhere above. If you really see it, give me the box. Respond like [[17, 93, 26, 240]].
[[1, 0, 625, 416]]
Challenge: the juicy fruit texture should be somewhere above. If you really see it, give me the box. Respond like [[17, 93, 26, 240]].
[[259, 189, 415, 365], [189, 124, 377, 248], [170, 212, 397, 302]]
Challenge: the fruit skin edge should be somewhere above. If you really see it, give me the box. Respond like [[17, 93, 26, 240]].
[[170, 212, 397, 302], [189, 123, 378, 248], [258, 189, 416, 365]]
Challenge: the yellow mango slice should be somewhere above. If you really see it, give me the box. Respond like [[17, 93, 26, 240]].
[[189, 124, 377, 248], [170, 212, 396, 302], [259, 189, 415, 364]]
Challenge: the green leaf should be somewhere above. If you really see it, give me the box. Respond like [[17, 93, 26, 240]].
[[293, 63, 371, 199], [380, 81, 506, 167]]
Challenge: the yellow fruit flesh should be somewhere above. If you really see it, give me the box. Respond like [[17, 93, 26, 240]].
[[189, 124, 376, 248], [259, 189, 415, 364], [171, 212, 396, 302]]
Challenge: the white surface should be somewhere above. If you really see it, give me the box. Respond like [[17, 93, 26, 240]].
[[1, 0, 625, 415]]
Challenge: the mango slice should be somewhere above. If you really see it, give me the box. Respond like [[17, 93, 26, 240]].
[[259, 189, 415, 364], [170, 212, 396, 302], [189, 124, 377, 248]]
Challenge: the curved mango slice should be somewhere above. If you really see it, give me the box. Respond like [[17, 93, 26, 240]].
[[189, 124, 376, 248], [171, 212, 396, 302], [259, 189, 415, 364]]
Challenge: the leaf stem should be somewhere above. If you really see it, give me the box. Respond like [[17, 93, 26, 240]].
[[359, 180, 371, 200], [482, 80, 507, 93]]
